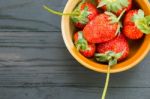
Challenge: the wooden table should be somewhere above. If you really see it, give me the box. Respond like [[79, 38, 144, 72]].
[[0, 0, 149, 99]]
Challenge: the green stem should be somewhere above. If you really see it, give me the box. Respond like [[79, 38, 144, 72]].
[[43, 5, 78, 16], [115, 22, 122, 35], [101, 66, 111, 99], [117, 9, 126, 21], [114, 9, 126, 35]]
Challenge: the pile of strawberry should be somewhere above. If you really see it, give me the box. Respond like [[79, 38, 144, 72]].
[[43, 1, 150, 98], [72, 0, 150, 66]]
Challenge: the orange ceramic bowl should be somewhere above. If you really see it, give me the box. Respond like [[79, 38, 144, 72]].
[[61, 0, 150, 73]]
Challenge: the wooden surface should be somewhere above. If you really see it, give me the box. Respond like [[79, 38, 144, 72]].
[[0, 0, 150, 99]]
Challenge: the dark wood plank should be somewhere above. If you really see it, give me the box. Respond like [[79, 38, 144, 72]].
[[0, 0, 149, 99], [0, 0, 68, 32], [0, 87, 149, 99], [0, 32, 149, 87], [0, 0, 149, 32], [0, 32, 65, 48]]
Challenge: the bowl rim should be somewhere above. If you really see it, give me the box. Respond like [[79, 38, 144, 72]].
[[61, 0, 150, 73]]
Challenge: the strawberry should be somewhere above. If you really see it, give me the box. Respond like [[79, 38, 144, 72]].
[[123, 24, 143, 39], [83, 11, 125, 43], [74, 31, 96, 58], [123, 10, 138, 25], [71, 2, 99, 29], [95, 34, 129, 99], [95, 34, 129, 66], [123, 9, 150, 39], [43, 1, 98, 29], [97, 0, 132, 16], [80, 44, 96, 58]]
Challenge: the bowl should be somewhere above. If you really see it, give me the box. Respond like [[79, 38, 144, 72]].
[[61, 0, 150, 73]]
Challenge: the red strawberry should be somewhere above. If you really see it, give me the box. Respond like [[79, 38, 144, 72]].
[[123, 9, 150, 39], [97, 0, 132, 16], [123, 10, 138, 25], [95, 34, 129, 66], [74, 31, 96, 58], [123, 24, 143, 39], [83, 11, 125, 43], [43, 2, 98, 29], [71, 2, 99, 29], [80, 44, 96, 57]]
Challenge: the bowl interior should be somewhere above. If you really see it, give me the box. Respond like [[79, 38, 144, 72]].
[[61, 0, 150, 73]]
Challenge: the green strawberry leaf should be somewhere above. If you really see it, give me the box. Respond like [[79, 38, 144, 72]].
[[106, 51, 116, 57], [120, 0, 129, 7], [71, 4, 90, 25], [80, 7, 90, 23], [76, 39, 87, 50], [97, 1, 107, 8], [132, 10, 150, 34], [95, 54, 109, 62], [132, 9, 145, 22], [115, 52, 123, 59], [95, 51, 123, 66], [105, 11, 118, 23], [135, 16, 150, 34], [75, 31, 88, 51], [109, 58, 117, 66], [98, 0, 129, 13], [110, 2, 121, 12]]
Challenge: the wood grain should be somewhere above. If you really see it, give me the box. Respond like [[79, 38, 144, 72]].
[[0, 87, 149, 99], [0, 0, 67, 32], [0, 0, 149, 99], [0, 32, 149, 88]]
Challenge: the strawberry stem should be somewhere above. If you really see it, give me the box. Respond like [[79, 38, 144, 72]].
[[117, 9, 126, 21], [115, 22, 122, 35], [114, 9, 126, 35], [95, 51, 123, 99], [43, 5, 78, 16], [101, 66, 111, 99]]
